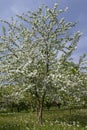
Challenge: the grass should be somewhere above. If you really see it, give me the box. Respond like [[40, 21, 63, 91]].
[[0, 108, 87, 130]]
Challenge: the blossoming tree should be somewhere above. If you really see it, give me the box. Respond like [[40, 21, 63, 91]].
[[0, 4, 86, 125]]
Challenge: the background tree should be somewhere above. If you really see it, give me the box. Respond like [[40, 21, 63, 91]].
[[0, 4, 86, 125]]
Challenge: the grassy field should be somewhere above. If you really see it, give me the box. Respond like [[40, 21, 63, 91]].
[[0, 108, 87, 130]]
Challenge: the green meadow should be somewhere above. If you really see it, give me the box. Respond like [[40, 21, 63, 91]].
[[0, 108, 87, 130]]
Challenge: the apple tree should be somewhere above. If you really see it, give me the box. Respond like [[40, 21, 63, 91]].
[[0, 4, 84, 124]]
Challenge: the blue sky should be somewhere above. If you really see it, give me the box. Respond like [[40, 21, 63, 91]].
[[0, 0, 87, 63]]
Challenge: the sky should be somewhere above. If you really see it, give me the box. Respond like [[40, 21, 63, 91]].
[[0, 0, 87, 63]]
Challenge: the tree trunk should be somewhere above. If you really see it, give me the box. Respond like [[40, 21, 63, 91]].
[[35, 90, 46, 125], [38, 105, 43, 125], [36, 95, 45, 125]]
